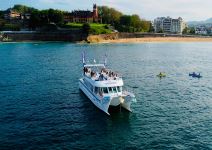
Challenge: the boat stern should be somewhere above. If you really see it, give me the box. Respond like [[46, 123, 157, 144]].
[[120, 91, 136, 112]]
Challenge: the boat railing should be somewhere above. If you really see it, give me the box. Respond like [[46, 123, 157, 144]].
[[84, 70, 122, 81]]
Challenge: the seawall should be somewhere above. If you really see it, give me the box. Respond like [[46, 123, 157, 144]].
[[0, 30, 87, 42], [1, 31, 212, 43]]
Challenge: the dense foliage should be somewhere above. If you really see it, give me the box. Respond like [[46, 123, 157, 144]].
[[98, 6, 151, 32], [1, 4, 152, 33], [182, 27, 195, 34], [98, 6, 122, 26], [1, 23, 20, 31], [29, 9, 64, 30], [12, 4, 36, 13], [82, 23, 91, 35], [0, 11, 4, 19]]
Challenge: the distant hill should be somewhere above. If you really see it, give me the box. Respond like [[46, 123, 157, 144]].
[[188, 18, 212, 26], [205, 18, 212, 23], [11, 4, 37, 13]]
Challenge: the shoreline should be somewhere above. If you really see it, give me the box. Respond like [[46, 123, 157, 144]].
[[94, 37, 212, 44], [1, 37, 212, 44]]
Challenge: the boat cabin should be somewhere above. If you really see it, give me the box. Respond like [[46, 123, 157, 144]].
[[94, 86, 122, 97], [82, 63, 124, 97]]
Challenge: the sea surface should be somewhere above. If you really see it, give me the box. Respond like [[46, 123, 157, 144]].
[[0, 42, 212, 149]]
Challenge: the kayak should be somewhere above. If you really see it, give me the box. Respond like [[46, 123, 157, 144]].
[[189, 73, 202, 78], [157, 73, 166, 78]]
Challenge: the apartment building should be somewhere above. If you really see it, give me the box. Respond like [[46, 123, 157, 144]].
[[154, 17, 186, 34]]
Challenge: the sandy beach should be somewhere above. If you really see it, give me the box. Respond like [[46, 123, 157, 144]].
[[98, 37, 212, 43]]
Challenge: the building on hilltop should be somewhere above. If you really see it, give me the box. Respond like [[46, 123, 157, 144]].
[[153, 17, 186, 34], [64, 4, 101, 23], [4, 9, 21, 21], [3, 8, 31, 28]]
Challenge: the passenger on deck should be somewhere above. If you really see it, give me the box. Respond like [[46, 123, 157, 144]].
[[101, 68, 106, 73], [99, 74, 104, 81], [114, 73, 117, 80], [91, 71, 94, 77], [109, 71, 111, 77]]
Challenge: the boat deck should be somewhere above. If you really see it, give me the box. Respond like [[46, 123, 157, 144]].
[[84, 67, 121, 81]]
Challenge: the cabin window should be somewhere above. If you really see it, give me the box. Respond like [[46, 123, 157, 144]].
[[117, 86, 122, 92], [97, 87, 108, 95], [112, 87, 117, 93], [108, 87, 113, 93], [103, 87, 108, 94], [99, 88, 103, 97], [108, 87, 117, 93]]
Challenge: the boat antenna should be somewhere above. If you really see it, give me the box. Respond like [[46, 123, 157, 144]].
[[82, 51, 86, 66], [104, 53, 107, 67]]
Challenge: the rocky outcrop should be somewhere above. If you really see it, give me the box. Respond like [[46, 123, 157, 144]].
[[87, 33, 118, 43]]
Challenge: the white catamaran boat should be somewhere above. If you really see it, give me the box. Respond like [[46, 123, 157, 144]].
[[79, 53, 136, 115]]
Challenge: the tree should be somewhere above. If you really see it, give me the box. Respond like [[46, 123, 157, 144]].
[[189, 27, 195, 34], [149, 23, 155, 32], [98, 6, 122, 25], [12, 4, 36, 13], [120, 15, 132, 26], [98, 6, 110, 24], [2, 23, 20, 31], [82, 23, 91, 35], [48, 9, 64, 24], [140, 20, 151, 32], [29, 10, 42, 30], [109, 8, 122, 25], [0, 19, 6, 31], [0, 11, 4, 19], [182, 27, 189, 34], [40, 10, 49, 25], [158, 29, 164, 33], [131, 15, 141, 31]]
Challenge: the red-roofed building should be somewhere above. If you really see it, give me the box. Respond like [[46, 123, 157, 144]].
[[64, 4, 101, 23]]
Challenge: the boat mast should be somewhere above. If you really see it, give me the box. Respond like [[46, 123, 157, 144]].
[[104, 54, 107, 68], [82, 51, 86, 66]]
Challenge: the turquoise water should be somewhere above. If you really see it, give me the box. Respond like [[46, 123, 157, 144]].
[[0, 42, 212, 149]]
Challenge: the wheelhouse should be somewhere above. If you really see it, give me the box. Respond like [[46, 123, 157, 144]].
[[94, 86, 122, 97]]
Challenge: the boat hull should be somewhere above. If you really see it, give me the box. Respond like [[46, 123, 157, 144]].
[[79, 78, 134, 115], [110, 97, 121, 106], [79, 79, 111, 115], [109, 97, 131, 112]]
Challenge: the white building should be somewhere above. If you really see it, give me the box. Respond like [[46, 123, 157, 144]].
[[154, 17, 186, 34], [195, 26, 207, 35]]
